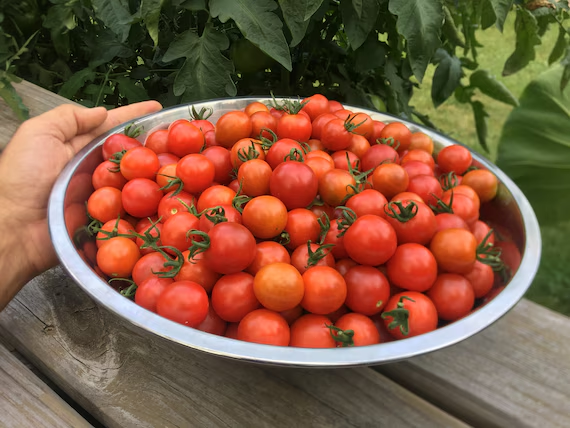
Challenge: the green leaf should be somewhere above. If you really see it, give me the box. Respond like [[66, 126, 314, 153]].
[[163, 24, 236, 101], [141, 0, 163, 47], [469, 69, 519, 107], [502, 8, 541, 76], [92, 0, 133, 43], [496, 65, 570, 225], [340, 0, 379, 50], [561, 47, 570, 91], [210, 0, 292, 71], [480, 0, 497, 30], [471, 100, 489, 152], [115, 77, 149, 103], [279, 0, 323, 47], [84, 28, 134, 69], [354, 35, 386, 71], [442, 5, 465, 48], [0, 78, 29, 121], [175, 0, 207, 10], [486, 0, 513, 32], [352, 0, 363, 18], [431, 49, 462, 108], [43, 1, 78, 33], [58, 68, 96, 99], [389, 0, 443, 83], [549, 25, 567, 65]]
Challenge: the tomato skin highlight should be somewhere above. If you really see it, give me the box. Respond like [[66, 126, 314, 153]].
[[156, 281, 209, 327], [290, 314, 336, 348], [135, 277, 173, 313], [96, 237, 141, 278], [386, 244, 438, 292], [343, 215, 397, 266], [212, 272, 260, 322], [427, 274, 475, 321], [121, 178, 163, 218], [237, 309, 290, 346], [430, 228, 478, 274], [254, 262, 305, 312], [242, 195, 288, 239], [176, 154, 215, 195], [87, 187, 124, 223], [215, 111, 253, 148], [344, 266, 390, 315], [301, 266, 347, 315], [269, 162, 318, 210]]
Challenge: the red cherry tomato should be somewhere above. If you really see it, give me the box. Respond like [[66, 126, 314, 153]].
[[290, 314, 336, 348], [237, 309, 290, 346], [383, 292, 438, 340], [156, 280, 209, 327]]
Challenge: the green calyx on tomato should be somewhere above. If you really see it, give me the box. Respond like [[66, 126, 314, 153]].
[[476, 229, 504, 272], [187, 230, 211, 262], [176, 198, 199, 216], [305, 240, 335, 268], [189, 105, 213, 121], [232, 182, 252, 214], [124, 122, 144, 139], [203, 206, 228, 225], [326, 324, 355, 347], [317, 212, 331, 245], [335, 207, 358, 237], [377, 136, 400, 151], [108, 150, 127, 170], [259, 128, 278, 150], [385, 201, 419, 223], [270, 92, 308, 115], [430, 190, 454, 214], [343, 114, 368, 134], [381, 295, 416, 336], [157, 173, 185, 197], [439, 171, 460, 191], [273, 231, 291, 246], [237, 142, 262, 163], [109, 278, 138, 299], [283, 148, 305, 162]]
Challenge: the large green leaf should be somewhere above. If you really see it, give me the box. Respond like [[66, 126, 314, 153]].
[[0, 77, 29, 121], [389, 0, 443, 83], [115, 77, 149, 103], [141, 0, 163, 47], [210, 0, 292, 71], [469, 69, 518, 107], [486, 0, 513, 32], [502, 8, 541, 76], [340, 0, 379, 51], [496, 66, 570, 225], [471, 100, 489, 152], [354, 35, 386, 72], [278, 0, 323, 47], [91, 0, 133, 43], [43, 0, 78, 33], [431, 48, 462, 108], [549, 25, 567, 66], [162, 24, 236, 101], [58, 68, 96, 99]]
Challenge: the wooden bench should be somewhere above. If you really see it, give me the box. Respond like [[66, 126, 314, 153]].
[[1, 81, 569, 427]]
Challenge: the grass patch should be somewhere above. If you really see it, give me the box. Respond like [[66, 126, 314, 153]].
[[411, 15, 570, 316]]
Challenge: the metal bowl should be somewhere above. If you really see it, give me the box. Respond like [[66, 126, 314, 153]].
[[48, 97, 541, 367]]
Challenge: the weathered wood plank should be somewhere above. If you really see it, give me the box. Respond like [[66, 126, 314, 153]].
[[0, 81, 75, 149], [0, 342, 92, 428], [0, 267, 467, 428], [375, 299, 570, 428]]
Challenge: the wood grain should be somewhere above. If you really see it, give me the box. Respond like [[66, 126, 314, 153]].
[[0, 267, 467, 428], [375, 299, 570, 428], [0, 342, 91, 428]]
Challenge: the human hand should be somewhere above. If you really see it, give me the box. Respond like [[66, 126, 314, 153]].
[[0, 101, 162, 305]]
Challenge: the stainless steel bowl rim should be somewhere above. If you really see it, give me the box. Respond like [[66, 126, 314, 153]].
[[48, 97, 542, 367]]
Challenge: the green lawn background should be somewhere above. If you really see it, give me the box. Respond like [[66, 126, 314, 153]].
[[411, 15, 570, 315]]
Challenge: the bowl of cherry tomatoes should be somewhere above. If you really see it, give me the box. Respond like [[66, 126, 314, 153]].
[[48, 96, 541, 367]]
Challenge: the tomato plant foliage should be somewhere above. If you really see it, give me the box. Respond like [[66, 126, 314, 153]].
[[0, 0, 569, 151]]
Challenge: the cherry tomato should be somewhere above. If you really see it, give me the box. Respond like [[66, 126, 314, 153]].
[[306, 150, 334, 164], [176, 154, 215, 194], [290, 314, 336, 348], [237, 159, 272, 197], [495, 240, 522, 274], [197, 185, 236, 213], [321, 118, 353, 151], [176, 251, 221, 293], [383, 292, 438, 340], [331, 150, 359, 171], [305, 156, 334, 181], [250, 111, 278, 139], [430, 228, 478, 274], [87, 187, 124, 223], [135, 276, 173, 313], [334, 313, 380, 346], [401, 149, 435, 169], [254, 262, 305, 312], [191, 119, 214, 134], [155, 164, 179, 193], [157, 152, 180, 167], [237, 309, 290, 346], [391, 192, 425, 204], [291, 242, 336, 275], [384, 200, 436, 245], [135, 220, 163, 256], [361, 143, 399, 172], [335, 258, 358, 276], [427, 274, 475, 321], [406, 175, 442, 207], [265, 138, 304, 170], [215, 111, 252, 148], [409, 132, 434, 154], [301, 94, 330, 121], [161, 212, 200, 252], [156, 281, 209, 327], [347, 134, 371, 159], [378, 122, 411, 153], [371, 163, 409, 200], [279, 305, 304, 325], [270, 161, 318, 210], [96, 237, 141, 277], [212, 272, 260, 322], [344, 266, 390, 315], [367, 120, 387, 145], [441, 192, 480, 226], [311, 113, 337, 140], [246, 241, 291, 276], [242, 195, 288, 239], [245, 101, 269, 116], [463, 261, 494, 298], [198, 204, 242, 235], [344, 190, 386, 218], [435, 213, 470, 232], [402, 160, 434, 179], [386, 243, 438, 292], [196, 222, 257, 274], [92, 160, 127, 190], [344, 215, 397, 266], [319, 169, 356, 207], [277, 113, 312, 142], [443, 185, 480, 204], [122, 178, 163, 218], [202, 146, 233, 185], [96, 218, 135, 248], [196, 304, 227, 336], [167, 121, 205, 157], [132, 251, 171, 286], [461, 169, 498, 203], [437, 145, 472, 175], [328, 100, 344, 112], [283, 208, 320, 250], [157, 190, 196, 223], [351, 112, 374, 137], [307, 138, 325, 151], [301, 266, 347, 315], [230, 138, 265, 169], [102, 133, 142, 160]]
